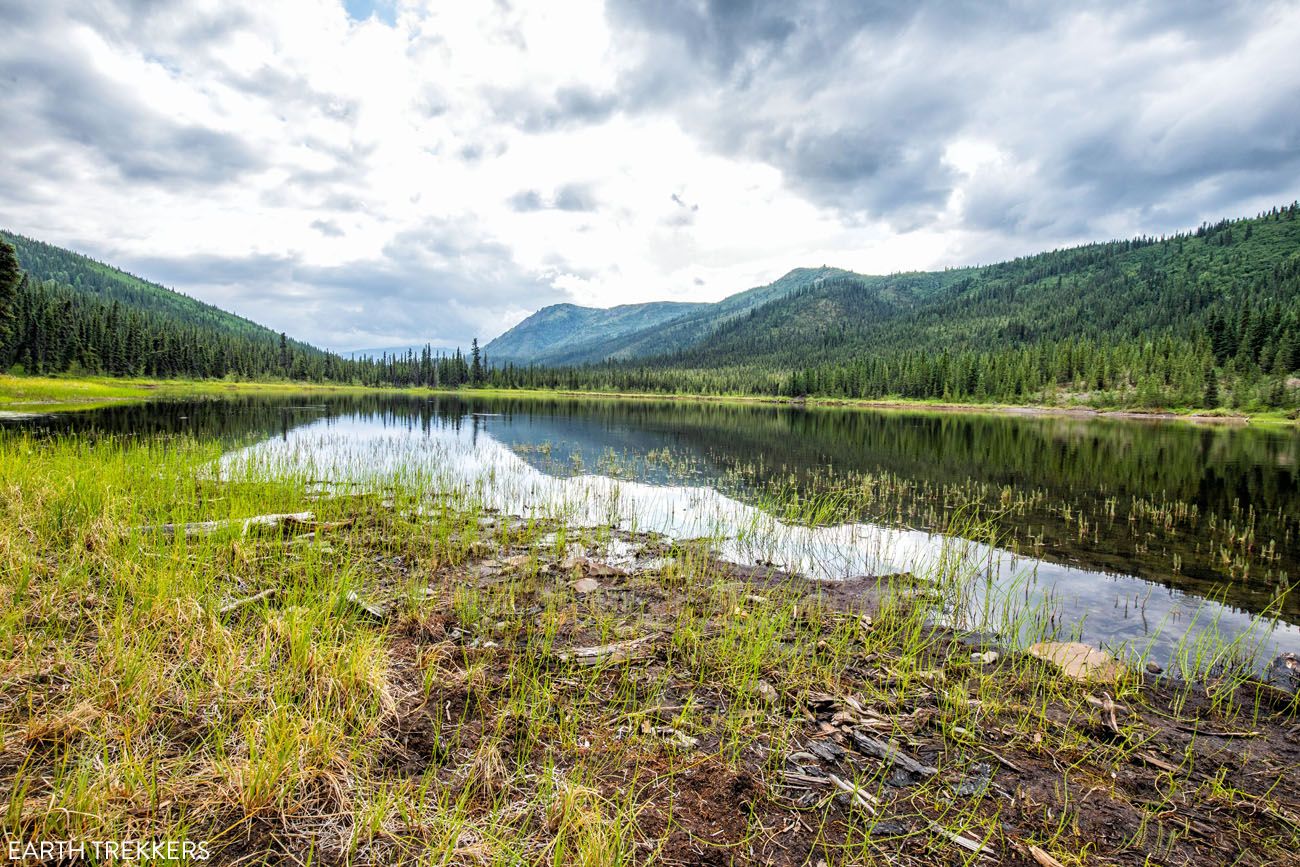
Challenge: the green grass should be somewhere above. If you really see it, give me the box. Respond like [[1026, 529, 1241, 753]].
[[0, 375, 397, 414], [1, 429, 1296, 864]]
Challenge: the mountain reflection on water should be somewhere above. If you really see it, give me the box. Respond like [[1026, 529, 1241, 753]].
[[10, 392, 1299, 667]]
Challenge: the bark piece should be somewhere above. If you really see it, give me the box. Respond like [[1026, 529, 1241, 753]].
[[848, 728, 938, 779]]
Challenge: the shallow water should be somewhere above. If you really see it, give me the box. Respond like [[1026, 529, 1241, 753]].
[[9, 392, 1300, 667]]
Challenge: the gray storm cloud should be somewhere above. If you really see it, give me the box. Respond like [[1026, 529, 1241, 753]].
[[0, 0, 1297, 350]]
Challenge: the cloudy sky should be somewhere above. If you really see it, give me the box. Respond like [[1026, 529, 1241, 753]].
[[2, 0, 1299, 352]]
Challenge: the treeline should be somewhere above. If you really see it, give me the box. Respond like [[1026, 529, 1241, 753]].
[[480, 330, 1298, 412]]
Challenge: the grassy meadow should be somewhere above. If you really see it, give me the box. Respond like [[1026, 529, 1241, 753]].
[[0, 375, 406, 415], [1, 427, 1297, 865]]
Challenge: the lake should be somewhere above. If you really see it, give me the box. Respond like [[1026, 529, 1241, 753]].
[[8, 392, 1299, 668]]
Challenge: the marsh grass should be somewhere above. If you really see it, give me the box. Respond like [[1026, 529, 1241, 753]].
[[1, 431, 1297, 865]]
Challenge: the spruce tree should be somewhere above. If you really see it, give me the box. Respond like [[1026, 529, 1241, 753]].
[[0, 240, 21, 364], [1203, 365, 1219, 408]]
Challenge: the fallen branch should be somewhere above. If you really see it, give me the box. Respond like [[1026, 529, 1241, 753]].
[[556, 633, 660, 665], [923, 818, 992, 857], [137, 512, 316, 539], [139, 518, 234, 539], [1173, 723, 1260, 738], [240, 512, 317, 536], [217, 588, 278, 616], [826, 773, 877, 814]]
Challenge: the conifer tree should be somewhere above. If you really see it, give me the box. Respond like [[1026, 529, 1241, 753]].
[[0, 240, 20, 364]]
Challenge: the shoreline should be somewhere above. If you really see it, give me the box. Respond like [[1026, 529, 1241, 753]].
[[2, 373, 1295, 426], [3, 433, 1298, 864]]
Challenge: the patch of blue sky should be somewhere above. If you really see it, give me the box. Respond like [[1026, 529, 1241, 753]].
[[342, 0, 396, 26]]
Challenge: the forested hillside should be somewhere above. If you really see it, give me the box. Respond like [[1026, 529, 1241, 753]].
[[0, 232, 483, 387], [486, 267, 859, 364], [486, 300, 708, 365], [486, 205, 1300, 411]]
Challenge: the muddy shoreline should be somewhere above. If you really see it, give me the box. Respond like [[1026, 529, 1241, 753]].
[[370, 512, 1300, 865]]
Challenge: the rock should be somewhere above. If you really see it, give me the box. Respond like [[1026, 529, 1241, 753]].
[[572, 577, 601, 594], [956, 630, 1003, 650], [1027, 641, 1124, 683], [951, 762, 993, 798], [971, 650, 999, 665], [1264, 653, 1300, 694]]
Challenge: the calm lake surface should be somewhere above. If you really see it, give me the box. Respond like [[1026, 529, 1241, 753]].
[[9, 393, 1300, 667]]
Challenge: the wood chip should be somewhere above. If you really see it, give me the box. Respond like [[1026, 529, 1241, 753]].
[[1028, 844, 1067, 867], [924, 819, 991, 856], [1135, 751, 1180, 773]]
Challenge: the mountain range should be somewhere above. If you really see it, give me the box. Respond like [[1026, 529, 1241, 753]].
[[486, 207, 1300, 378], [5, 204, 1299, 407]]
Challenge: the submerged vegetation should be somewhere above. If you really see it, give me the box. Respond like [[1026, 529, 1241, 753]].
[[2, 426, 1298, 865]]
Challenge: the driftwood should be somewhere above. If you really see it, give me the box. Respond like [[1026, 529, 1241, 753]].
[[142, 518, 232, 539], [217, 588, 279, 616], [139, 512, 317, 539], [848, 728, 938, 778], [556, 633, 660, 665]]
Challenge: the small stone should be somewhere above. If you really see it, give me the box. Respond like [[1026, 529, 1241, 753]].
[[971, 650, 999, 665], [951, 762, 993, 798], [1264, 653, 1300, 694], [1028, 641, 1124, 683], [572, 577, 601, 594]]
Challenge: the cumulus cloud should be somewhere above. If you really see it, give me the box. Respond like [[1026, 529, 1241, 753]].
[[0, 0, 1297, 351]]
